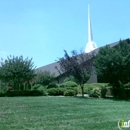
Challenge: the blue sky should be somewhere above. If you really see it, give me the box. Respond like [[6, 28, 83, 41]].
[[0, 0, 129, 68]]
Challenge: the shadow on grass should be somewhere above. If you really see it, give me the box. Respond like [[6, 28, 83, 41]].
[[102, 96, 130, 102], [74, 95, 130, 102]]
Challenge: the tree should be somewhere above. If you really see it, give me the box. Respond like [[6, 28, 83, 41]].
[[35, 71, 55, 86], [63, 76, 77, 83], [58, 50, 94, 97], [0, 55, 36, 90], [93, 39, 130, 97]]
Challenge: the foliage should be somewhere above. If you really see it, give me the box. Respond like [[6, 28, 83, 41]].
[[101, 87, 107, 98], [76, 83, 107, 98], [0, 81, 7, 93], [58, 88, 66, 95], [47, 88, 60, 96], [5, 90, 43, 97], [47, 88, 66, 96], [63, 89, 76, 96], [59, 81, 77, 88], [124, 82, 130, 88], [58, 50, 94, 97], [0, 56, 36, 91], [0, 93, 6, 97], [35, 71, 55, 86], [66, 87, 78, 94], [88, 87, 107, 98], [47, 87, 77, 96], [111, 88, 130, 99], [31, 84, 42, 90], [93, 39, 130, 97], [63, 76, 77, 83], [31, 84, 47, 95], [77, 83, 108, 94], [47, 83, 59, 89], [88, 89, 101, 98]]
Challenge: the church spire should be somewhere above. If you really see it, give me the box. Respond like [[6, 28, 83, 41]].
[[85, 5, 97, 53]]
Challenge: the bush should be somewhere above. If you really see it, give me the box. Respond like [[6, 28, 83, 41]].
[[87, 85, 107, 98], [58, 88, 66, 95], [5, 90, 43, 97], [47, 84, 58, 89], [64, 89, 76, 96], [32, 84, 42, 90], [32, 84, 47, 96], [88, 89, 101, 98], [112, 88, 130, 99], [37, 87, 47, 96], [66, 87, 78, 94], [101, 87, 107, 98], [59, 81, 77, 88], [124, 89, 130, 99], [124, 82, 130, 88], [47, 87, 77, 96], [0, 93, 6, 97], [76, 83, 108, 94], [63, 76, 77, 83], [47, 88, 60, 96]]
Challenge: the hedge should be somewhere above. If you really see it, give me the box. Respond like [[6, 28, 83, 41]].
[[64, 89, 76, 96], [47, 87, 77, 96], [59, 81, 77, 88], [47, 83, 59, 89], [4, 90, 43, 97]]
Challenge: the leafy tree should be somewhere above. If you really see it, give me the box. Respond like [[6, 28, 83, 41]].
[[58, 50, 94, 97], [63, 76, 77, 83], [93, 39, 130, 97], [0, 56, 36, 90], [35, 71, 55, 86]]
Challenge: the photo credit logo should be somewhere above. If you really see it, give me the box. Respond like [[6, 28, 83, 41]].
[[118, 120, 130, 129]]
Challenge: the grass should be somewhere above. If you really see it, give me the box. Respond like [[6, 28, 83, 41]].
[[0, 96, 130, 130]]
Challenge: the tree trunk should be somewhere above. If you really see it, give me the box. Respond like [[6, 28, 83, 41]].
[[81, 84, 84, 97]]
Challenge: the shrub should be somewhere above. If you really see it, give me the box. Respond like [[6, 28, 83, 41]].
[[31, 84, 42, 90], [101, 87, 107, 98], [5, 90, 43, 97], [63, 76, 77, 83], [59, 81, 77, 88], [76, 83, 108, 94], [87, 85, 107, 98], [47, 84, 58, 89], [124, 89, 130, 99], [124, 82, 130, 88], [47, 88, 60, 96], [32, 84, 47, 96], [64, 89, 76, 96], [47, 87, 77, 96], [66, 87, 78, 94], [59, 84, 66, 88], [0, 93, 6, 97], [58, 88, 66, 95], [37, 86, 47, 96], [112, 88, 130, 99], [88, 89, 101, 98]]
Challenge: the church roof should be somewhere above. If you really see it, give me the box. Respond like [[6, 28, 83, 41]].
[[36, 40, 127, 77], [36, 62, 61, 77]]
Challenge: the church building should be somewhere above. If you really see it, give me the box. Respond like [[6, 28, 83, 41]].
[[36, 5, 124, 84]]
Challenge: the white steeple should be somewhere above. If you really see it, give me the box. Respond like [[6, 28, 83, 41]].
[[85, 5, 97, 53]]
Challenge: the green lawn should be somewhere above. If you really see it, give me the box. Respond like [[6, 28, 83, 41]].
[[0, 96, 129, 130]]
